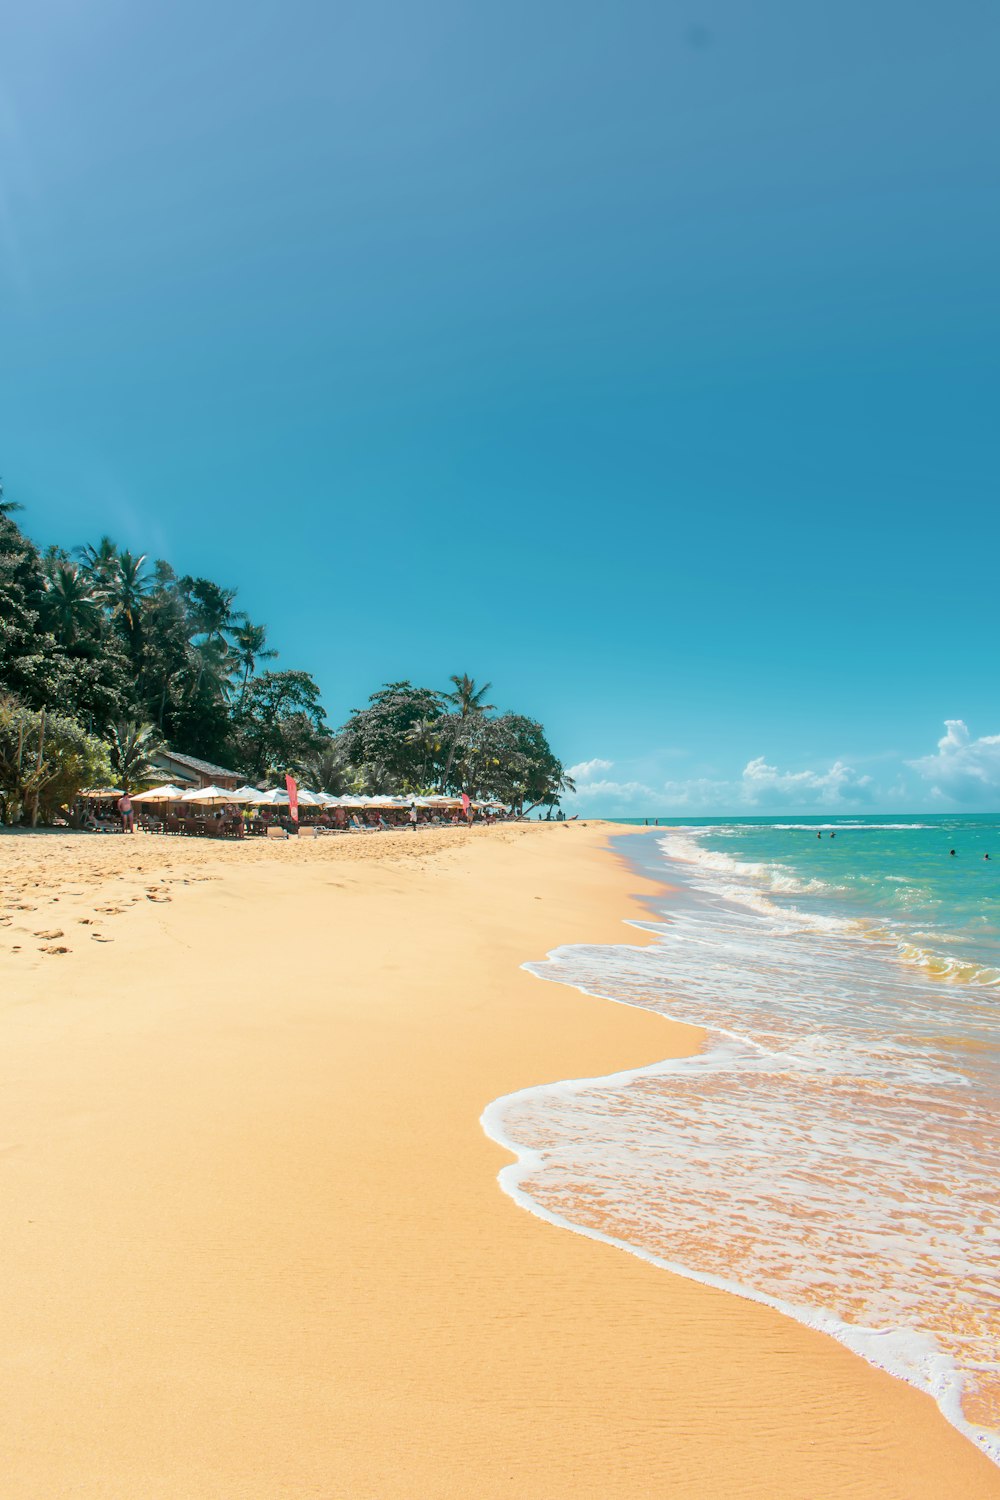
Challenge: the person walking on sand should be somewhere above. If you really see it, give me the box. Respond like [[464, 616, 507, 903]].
[[117, 791, 134, 834], [408, 804, 418, 831]]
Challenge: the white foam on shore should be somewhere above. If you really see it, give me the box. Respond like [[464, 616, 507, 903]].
[[481, 986, 1000, 1468], [481, 830, 1000, 1467]]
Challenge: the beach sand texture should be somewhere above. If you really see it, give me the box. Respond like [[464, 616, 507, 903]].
[[0, 822, 997, 1498]]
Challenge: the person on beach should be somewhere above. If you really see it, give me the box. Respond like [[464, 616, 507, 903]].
[[117, 792, 134, 833], [409, 805, 418, 831]]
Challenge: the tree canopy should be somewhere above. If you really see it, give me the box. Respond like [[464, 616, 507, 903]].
[[0, 491, 572, 821]]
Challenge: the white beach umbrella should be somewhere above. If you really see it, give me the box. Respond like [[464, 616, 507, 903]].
[[296, 789, 322, 806], [255, 788, 290, 805], [132, 783, 187, 803], [229, 785, 265, 804], [180, 785, 237, 806]]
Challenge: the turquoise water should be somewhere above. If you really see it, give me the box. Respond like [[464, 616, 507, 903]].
[[614, 814, 1000, 985], [487, 815, 1000, 1463]]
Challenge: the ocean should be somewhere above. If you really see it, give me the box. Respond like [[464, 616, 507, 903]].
[[483, 815, 1000, 1464]]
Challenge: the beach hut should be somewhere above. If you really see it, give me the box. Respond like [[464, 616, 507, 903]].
[[150, 749, 239, 791]]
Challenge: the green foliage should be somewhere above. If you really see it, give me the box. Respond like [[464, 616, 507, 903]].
[[0, 497, 323, 774], [299, 737, 351, 795], [0, 695, 112, 825], [437, 673, 495, 789], [0, 490, 570, 813], [107, 719, 166, 792], [456, 712, 572, 810], [339, 681, 445, 789], [230, 670, 328, 781]]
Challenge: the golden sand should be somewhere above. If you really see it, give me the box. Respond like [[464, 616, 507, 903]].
[[0, 822, 997, 1498]]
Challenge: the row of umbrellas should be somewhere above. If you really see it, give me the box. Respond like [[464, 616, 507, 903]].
[[129, 784, 504, 810]]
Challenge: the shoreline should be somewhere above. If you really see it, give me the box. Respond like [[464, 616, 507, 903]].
[[1, 823, 998, 1495]]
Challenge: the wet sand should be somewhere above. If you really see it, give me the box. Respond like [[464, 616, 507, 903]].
[[1, 821, 997, 1497]]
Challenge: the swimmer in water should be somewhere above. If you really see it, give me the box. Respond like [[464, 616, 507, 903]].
[[950, 849, 956, 856]]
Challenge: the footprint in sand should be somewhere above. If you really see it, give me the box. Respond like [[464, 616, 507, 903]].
[[91, 934, 112, 943], [96, 905, 125, 915], [34, 929, 64, 940], [145, 890, 171, 902], [40, 945, 70, 955], [76, 918, 94, 926]]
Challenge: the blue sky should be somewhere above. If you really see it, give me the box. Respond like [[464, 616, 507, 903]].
[[2, 2, 998, 812]]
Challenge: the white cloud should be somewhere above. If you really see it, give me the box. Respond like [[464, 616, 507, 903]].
[[656, 776, 734, 810], [561, 753, 874, 814], [566, 757, 613, 781], [737, 756, 873, 807], [568, 777, 656, 805], [560, 721, 1000, 815], [653, 759, 873, 812], [908, 720, 1000, 801]]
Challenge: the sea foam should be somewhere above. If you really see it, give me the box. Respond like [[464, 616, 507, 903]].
[[483, 827, 1000, 1466]]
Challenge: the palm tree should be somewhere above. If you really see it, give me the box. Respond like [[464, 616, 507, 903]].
[[75, 535, 120, 588], [405, 716, 443, 786], [439, 673, 495, 790], [186, 636, 235, 704], [0, 480, 23, 517], [105, 549, 151, 655], [301, 741, 350, 795], [187, 582, 237, 648], [107, 719, 164, 792], [230, 616, 277, 706], [42, 560, 101, 646]]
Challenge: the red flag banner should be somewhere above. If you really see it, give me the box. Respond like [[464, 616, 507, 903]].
[[285, 773, 299, 823]]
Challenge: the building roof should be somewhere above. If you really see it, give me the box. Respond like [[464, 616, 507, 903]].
[[154, 749, 240, 780]]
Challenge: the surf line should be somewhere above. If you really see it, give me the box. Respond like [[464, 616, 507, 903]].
[[479, 960, 1000, 1470]]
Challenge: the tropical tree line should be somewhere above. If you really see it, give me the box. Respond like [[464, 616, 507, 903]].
[[0, 489, 573, 822]]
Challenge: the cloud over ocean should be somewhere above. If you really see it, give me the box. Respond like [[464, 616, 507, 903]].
[[566, 721, 1000, 816]]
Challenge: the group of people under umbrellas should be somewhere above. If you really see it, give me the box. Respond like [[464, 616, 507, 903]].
[[79, 784, 505, 837]]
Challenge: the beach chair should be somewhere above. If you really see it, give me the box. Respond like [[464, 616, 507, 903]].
[[266, 825, 289, 839]]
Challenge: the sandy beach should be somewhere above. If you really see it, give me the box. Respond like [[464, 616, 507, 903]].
[[1, 822, 997, 1498]]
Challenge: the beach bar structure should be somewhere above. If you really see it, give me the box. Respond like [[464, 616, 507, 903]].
[[149, 749, 241, 790]]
